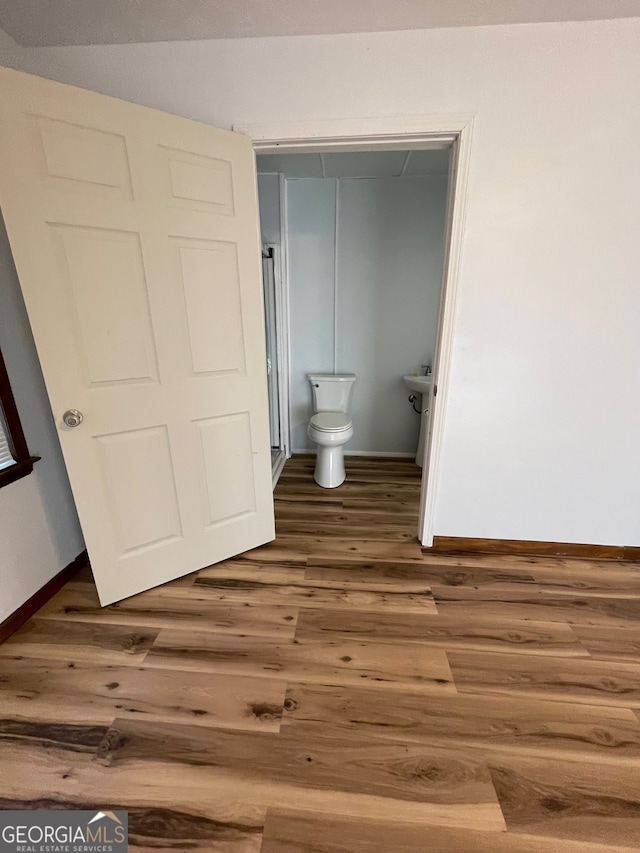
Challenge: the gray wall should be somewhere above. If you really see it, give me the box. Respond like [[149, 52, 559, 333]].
[[0, 214, 84, 622], [257, 173, 281, 245], [285, 175, 448, 453], [287, 178, 338, 451]]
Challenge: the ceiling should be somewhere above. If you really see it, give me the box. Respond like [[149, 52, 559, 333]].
[[0, 0, 638, 47], [257, 149, 450, 180]]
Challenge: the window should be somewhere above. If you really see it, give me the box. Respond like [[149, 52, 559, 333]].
[[0, 345, 39, 488]]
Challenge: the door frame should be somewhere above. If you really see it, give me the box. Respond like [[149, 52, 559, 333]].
[[237, 115, 474, 546]]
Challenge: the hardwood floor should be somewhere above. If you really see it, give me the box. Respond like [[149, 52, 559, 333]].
[[1, 455, 639, 851]]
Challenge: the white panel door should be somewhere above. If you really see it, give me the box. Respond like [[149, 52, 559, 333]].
[[0, 68, 274, 605]]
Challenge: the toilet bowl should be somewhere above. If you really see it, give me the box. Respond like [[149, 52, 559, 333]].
[[307, 374, 356, 489]]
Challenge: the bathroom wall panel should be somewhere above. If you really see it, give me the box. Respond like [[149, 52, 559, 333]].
[[257, 173, 281, 246], [337, 175, 448, 454], [286, 178, 337, 451], [284, 174, 448, 454]]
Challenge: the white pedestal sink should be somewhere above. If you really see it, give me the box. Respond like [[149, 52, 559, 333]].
[[403, 374, 432, 467]]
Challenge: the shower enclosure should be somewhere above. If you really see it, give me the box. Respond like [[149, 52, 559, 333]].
[[261, 244, 288, 483]]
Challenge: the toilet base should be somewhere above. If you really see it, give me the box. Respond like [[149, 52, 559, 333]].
[[314, 445, 346, 489]]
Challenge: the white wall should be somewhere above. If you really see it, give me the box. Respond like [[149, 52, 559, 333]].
[[284, 175, 447, 453], [1, 18, 639, 545], [0, 215, 84, 622]]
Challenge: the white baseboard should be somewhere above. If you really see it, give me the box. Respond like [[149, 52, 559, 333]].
[[345, 451, 416, 458], [292, 448, 415, 459], [272, 450, 287, 488]]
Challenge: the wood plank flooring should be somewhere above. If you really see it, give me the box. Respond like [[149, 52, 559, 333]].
[[1, 455, 640, 851]]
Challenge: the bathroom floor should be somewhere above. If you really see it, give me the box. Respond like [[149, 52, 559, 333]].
[[1, 455, 639, 851]]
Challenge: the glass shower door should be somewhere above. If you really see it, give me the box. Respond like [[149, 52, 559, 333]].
[[262, 248, 280, 457]]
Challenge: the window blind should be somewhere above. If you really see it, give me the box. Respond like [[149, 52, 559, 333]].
[[0, 416, 15, 470]]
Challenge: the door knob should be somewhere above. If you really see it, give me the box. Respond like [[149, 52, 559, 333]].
[[63, 409, 84, 428]]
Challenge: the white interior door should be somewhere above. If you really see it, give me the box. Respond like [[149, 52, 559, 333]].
[[0, 68, 275, 605]]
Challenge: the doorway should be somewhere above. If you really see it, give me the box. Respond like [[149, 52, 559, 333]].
[[243, 116, 472, 545], [258, 147, 448, 468]]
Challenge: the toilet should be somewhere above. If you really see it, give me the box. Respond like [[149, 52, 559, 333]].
[[307, 373, 356, 488]]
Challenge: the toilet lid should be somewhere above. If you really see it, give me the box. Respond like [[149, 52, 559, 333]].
[[310, 412, 352, 432]]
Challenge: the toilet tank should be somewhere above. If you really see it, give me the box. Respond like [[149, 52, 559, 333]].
[[308, 374, 356, 413]]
